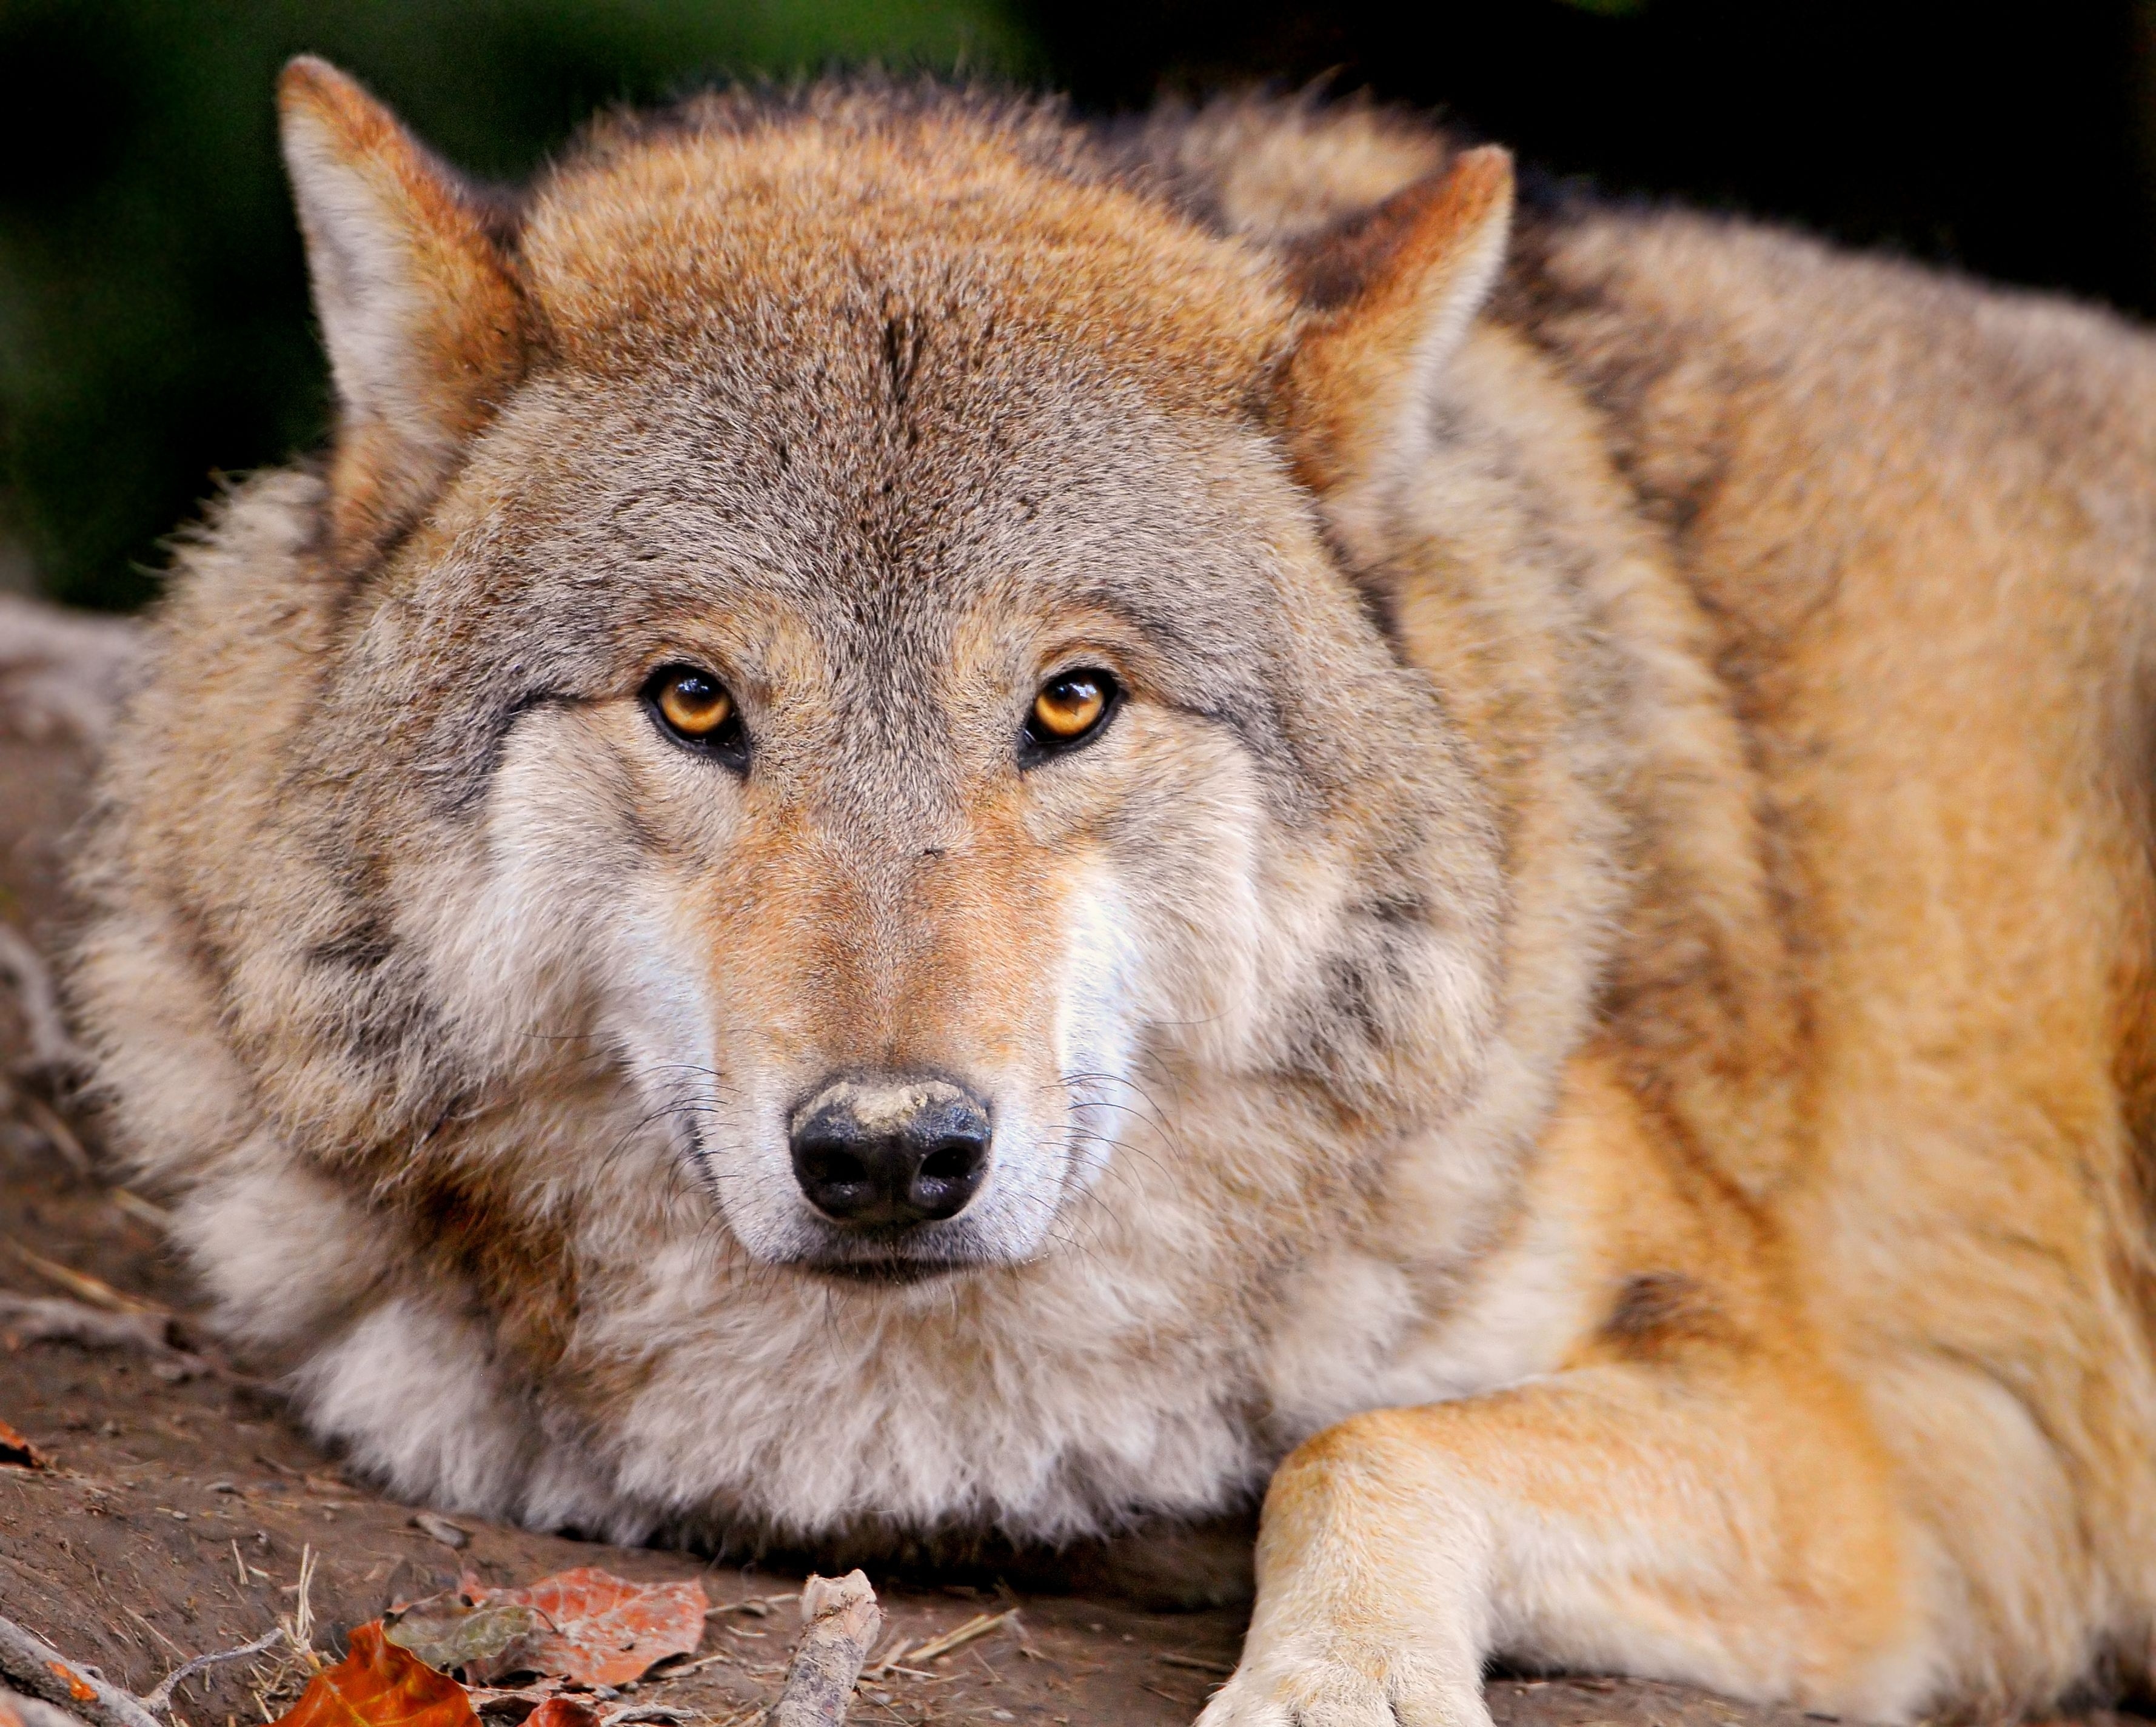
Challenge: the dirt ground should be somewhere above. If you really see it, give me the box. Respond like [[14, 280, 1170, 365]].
[[0, 617, 1958, 1727]]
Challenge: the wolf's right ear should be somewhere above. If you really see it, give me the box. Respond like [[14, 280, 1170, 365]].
[[278, 57, 526, 562], [1279, 147, 1514, 498]]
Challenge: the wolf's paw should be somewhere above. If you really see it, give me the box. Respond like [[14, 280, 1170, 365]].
[[1193, 1643, 1490, 1727]]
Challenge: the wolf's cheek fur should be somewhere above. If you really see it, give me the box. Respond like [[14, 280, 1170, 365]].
[[420, 680, 1374, 1267], [390, 703, 722, 1096], [422, 693, 1240, 1263]]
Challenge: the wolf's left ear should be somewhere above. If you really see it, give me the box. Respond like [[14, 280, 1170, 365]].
[[1279, 146, 1514, 497], [278, 57, 527, 561]]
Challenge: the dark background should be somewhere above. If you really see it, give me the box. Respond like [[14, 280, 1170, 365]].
[[6, 0, 2155, 611]]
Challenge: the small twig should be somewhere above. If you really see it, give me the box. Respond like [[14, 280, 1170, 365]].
[[0, 1286, 257, 1390], [901, 1612, 1015, 1666], [1155, 1654, 1236, 1676], [0, 1610, 162, 1727], [706, 1594, 795, 1620], [121, 1613, 187, 1663], [1, 1242, 163, 1315], [15, 1095, 90, 1180], [141, 1632, 284, 1716], [644, 1653, 733, 1680], [0, 1293, 177, 1358], [859, 1637, 912, 1680], [770, 1571, 882, 1727], [107, 1190, 172, 1229]]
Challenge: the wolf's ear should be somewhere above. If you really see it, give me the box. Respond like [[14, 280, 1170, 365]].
[[278, 57, 526, 560], [1279, 146, 1514, 497]]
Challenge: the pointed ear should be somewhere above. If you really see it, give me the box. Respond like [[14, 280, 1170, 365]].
[[278, 56, 527, 560], [1279, 146, 1515, 496]]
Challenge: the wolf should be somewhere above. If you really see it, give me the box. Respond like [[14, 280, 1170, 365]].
[[68, 55, 2156, 1726]]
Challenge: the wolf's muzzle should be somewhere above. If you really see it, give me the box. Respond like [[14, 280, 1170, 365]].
[[788, 1073, 992, 1228]]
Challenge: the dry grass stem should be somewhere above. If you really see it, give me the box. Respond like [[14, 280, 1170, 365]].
[[2, 1240, 163, 1314], [108, 1189, 173, 1228], [902, 1614, 1016, 1666], [15, 1094, 90, 1179]]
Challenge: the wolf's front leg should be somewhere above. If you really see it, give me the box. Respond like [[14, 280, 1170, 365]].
[[1200, 1360, 1920, 1727]]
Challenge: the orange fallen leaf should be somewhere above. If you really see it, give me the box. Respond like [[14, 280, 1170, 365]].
[[0, 1417, 50, 1469], [275, 1623, 478, 1727], [477, 1569, 707, 1687]]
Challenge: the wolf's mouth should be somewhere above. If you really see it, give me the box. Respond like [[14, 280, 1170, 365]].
[[804, 1255, 972, 1286]]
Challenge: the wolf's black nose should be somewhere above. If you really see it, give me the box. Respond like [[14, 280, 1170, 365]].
[[789, 1075, 992, 1227]]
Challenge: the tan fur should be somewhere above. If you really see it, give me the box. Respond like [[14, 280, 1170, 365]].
[[67, 62, 2156, 1726]]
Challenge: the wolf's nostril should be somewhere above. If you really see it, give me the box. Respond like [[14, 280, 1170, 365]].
[[800, 1145, 868, 1188], [791, 1139, 876, 1219], [788, 1075, 993, 1228], [909, 1133, 990, 1221], [919, 1141, 977, 1182]]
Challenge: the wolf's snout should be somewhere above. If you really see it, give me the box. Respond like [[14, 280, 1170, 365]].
[[788, 1075, 992, 1227]]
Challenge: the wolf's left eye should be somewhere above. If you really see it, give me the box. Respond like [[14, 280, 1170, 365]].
[[1023, 669, 1117, 759], [643, 665, 746, 764]]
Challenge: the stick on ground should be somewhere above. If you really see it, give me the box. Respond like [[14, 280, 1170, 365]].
[[0, 1612, 161, 1727], [769, 1572, 882, 1727], [141, 1630, 286, 1715]]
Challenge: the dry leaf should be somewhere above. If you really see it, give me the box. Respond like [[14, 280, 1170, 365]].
[[275, 1622, 479, 1727], [521, 1703, 601, 1727], [385, 1589, 548, 1685], [0, 1418, 50, 1469], [478, 1571, 708, 1687]]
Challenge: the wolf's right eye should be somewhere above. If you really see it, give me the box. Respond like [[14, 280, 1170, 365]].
[[643, 665, 746, 765], [1021, 669, 1118, 764]]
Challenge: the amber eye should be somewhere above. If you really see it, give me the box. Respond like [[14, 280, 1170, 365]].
[[643, 665, 746, 762], [1023, 669, 1116, 757]]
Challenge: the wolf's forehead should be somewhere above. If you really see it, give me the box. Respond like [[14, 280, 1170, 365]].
[[465, 339, 1297, 745], [515, 109, 1295, 417], [497, 361, 1276, 672]]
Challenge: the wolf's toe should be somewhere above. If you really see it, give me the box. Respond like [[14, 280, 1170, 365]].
[[1194, 1652, 1489, 1727]]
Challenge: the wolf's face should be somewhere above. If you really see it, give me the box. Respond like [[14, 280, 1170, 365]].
[[245, 73, 1517, 1297], [417, 374, 1381, 1277]]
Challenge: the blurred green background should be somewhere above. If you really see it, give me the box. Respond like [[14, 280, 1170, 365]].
[[7, 0, 2156, 611], [0, 0, 1034, 611]]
